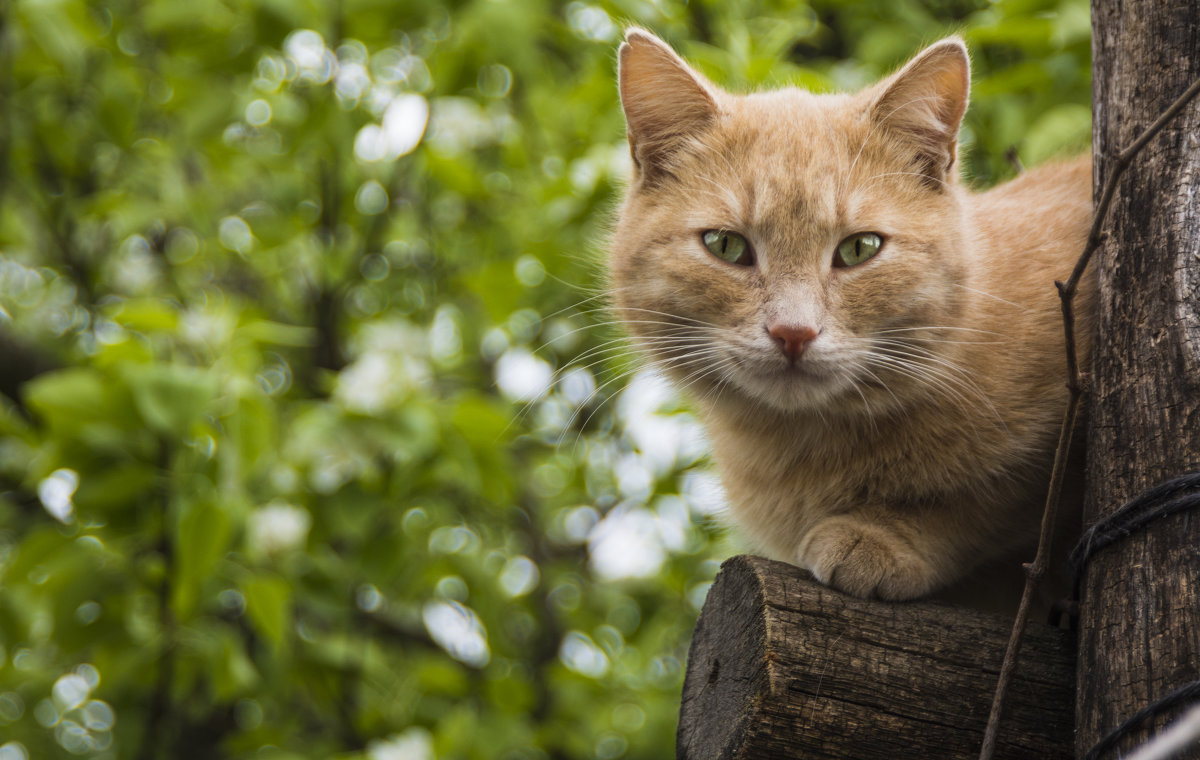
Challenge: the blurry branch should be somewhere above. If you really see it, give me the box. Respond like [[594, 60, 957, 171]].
[[512, 443, 578, 760], [978, 72, 1200, 760], [353, 605, 438, 650], [294, 563, 440, 652], [310, 106, 408, 385], [0, 0, 11, 208], [336, 580, 367, 751], [330, 0, 344, 51], [519, 507, 573, 760], [312, 158, 346, 376], [135, 441, 179, 760], [32, 137, 100, 307]]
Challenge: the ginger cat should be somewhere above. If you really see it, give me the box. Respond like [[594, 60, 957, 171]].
[[609, 29, 1095, 603]]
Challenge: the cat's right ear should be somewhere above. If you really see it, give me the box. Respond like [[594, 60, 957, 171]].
[[618, 28, 719, 182], [869, 37, 970, 185]]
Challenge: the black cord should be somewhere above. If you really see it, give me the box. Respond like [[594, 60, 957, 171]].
[[1069, 471, 1200, 599], [1066, 471, 1200, 758], [1082, 679, 1200, 760]]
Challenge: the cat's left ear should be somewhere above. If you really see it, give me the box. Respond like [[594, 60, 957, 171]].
[[869, 37, 970, 183]]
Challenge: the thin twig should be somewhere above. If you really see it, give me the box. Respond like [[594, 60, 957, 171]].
[[977, 359, 1082, 760], [1005, 146, 1024, 174], [977, 73, 1200, 760]]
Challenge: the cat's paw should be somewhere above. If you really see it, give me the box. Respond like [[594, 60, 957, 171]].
[[797, 517, 938, 600]]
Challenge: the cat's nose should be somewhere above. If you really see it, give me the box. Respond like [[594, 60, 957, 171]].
[[767, 322, 820, 360]]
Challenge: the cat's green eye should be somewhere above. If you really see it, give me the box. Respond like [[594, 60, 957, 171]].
[[702, 230, 754, 266], [834, 232, 884, 268]]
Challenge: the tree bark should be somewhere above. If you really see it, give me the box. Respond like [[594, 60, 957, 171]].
[[1079, 3, 1200, 757], [677, 556, 1075, 760]]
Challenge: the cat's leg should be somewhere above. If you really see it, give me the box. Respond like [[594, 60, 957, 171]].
[[796, 514, 948, 600]]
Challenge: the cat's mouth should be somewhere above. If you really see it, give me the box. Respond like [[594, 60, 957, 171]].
[[728, 352, 854, 411]]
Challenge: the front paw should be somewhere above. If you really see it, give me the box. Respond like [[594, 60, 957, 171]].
[[798, 517, 938, 600]]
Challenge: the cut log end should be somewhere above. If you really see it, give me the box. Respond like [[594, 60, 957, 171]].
[[678, 555, 1075, 760]]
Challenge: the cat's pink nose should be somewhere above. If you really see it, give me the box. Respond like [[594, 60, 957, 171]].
[[768, 322, 819, 360]]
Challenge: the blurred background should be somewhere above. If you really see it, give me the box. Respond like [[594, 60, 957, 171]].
[[0, 0, 1089, 758]]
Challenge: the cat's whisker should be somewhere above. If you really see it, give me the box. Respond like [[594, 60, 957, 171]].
[[851, 361, 903, 412], [844, 372, 880, 436], [568, 302, 725, 331], [507, 328, 713, 434], [550, 335, 723, 398], [865, 350, 1006, 429], [548, 317, 718, 347], [866, 338, 988, 366], [864, 354, 980, 416], [868, 341, 989, 390], [864, 345, 979, 393], [872, 325, 1007, 338], [951, 283, 1028, 310], [561, 344, 726, 453], [557, 337, 728, 442], [560, 360, 648, 449], [537, 291, 616, 323], [865, 335, 1003, 346], [612, 306, 724, 330], [671, 357, 736, 402]]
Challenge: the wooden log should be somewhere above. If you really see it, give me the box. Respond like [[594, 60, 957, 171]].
[[677, 555, 1074, 760], [1080, 2, 1200, 755]]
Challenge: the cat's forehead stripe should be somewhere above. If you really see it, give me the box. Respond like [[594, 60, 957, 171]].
[[724, 91, 857, 228]]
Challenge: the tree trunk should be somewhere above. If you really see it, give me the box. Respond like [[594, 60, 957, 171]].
[[677, 556, 1075, 760], [1079, 3, 1200, 757]]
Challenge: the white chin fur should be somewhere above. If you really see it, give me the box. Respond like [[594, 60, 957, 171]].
[[731, 365, 853, 412]]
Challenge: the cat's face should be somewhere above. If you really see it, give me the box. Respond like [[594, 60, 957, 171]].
[[610, 30, 973, 414]]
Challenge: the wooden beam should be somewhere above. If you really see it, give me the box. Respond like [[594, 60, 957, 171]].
[[678, 556, 1074, 760], [1080, 1, 1200, 754]]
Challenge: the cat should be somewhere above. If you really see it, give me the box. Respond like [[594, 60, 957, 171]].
[[608, 28, 1095, 604]]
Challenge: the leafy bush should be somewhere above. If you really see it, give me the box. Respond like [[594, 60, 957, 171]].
[[0, 0, 1088, 758]]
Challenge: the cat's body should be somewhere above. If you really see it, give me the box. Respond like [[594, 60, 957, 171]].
[[609, 29, 1095, 602]]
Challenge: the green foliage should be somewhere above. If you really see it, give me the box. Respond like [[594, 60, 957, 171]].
[[0, 0, 1088, 758]]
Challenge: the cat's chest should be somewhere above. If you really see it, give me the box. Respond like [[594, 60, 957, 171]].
[[707, 406, 1012, 513]]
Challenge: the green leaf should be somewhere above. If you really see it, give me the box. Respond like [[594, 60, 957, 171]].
[[241, 572, 291, 652], [173, 500, 232, 619], [23, 367, 112, 433], [120, 363, 218, 437], [1022, 103, 1092, 165], [112, 299, 181, 332], [240, 319, 316, 347], [214, 628, 260, 700]]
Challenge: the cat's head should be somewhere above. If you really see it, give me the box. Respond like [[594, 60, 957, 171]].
[[609, 29, 973, 414]]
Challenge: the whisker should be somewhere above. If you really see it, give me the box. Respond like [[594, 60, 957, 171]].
[[872, 325, 1006, 338], [864, 350, 1006, 430], [951, 283, 1027, 310]]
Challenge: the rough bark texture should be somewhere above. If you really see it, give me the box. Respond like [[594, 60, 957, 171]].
[[677, 556, 1075, 760], [1081, 3, 1200, 757]]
